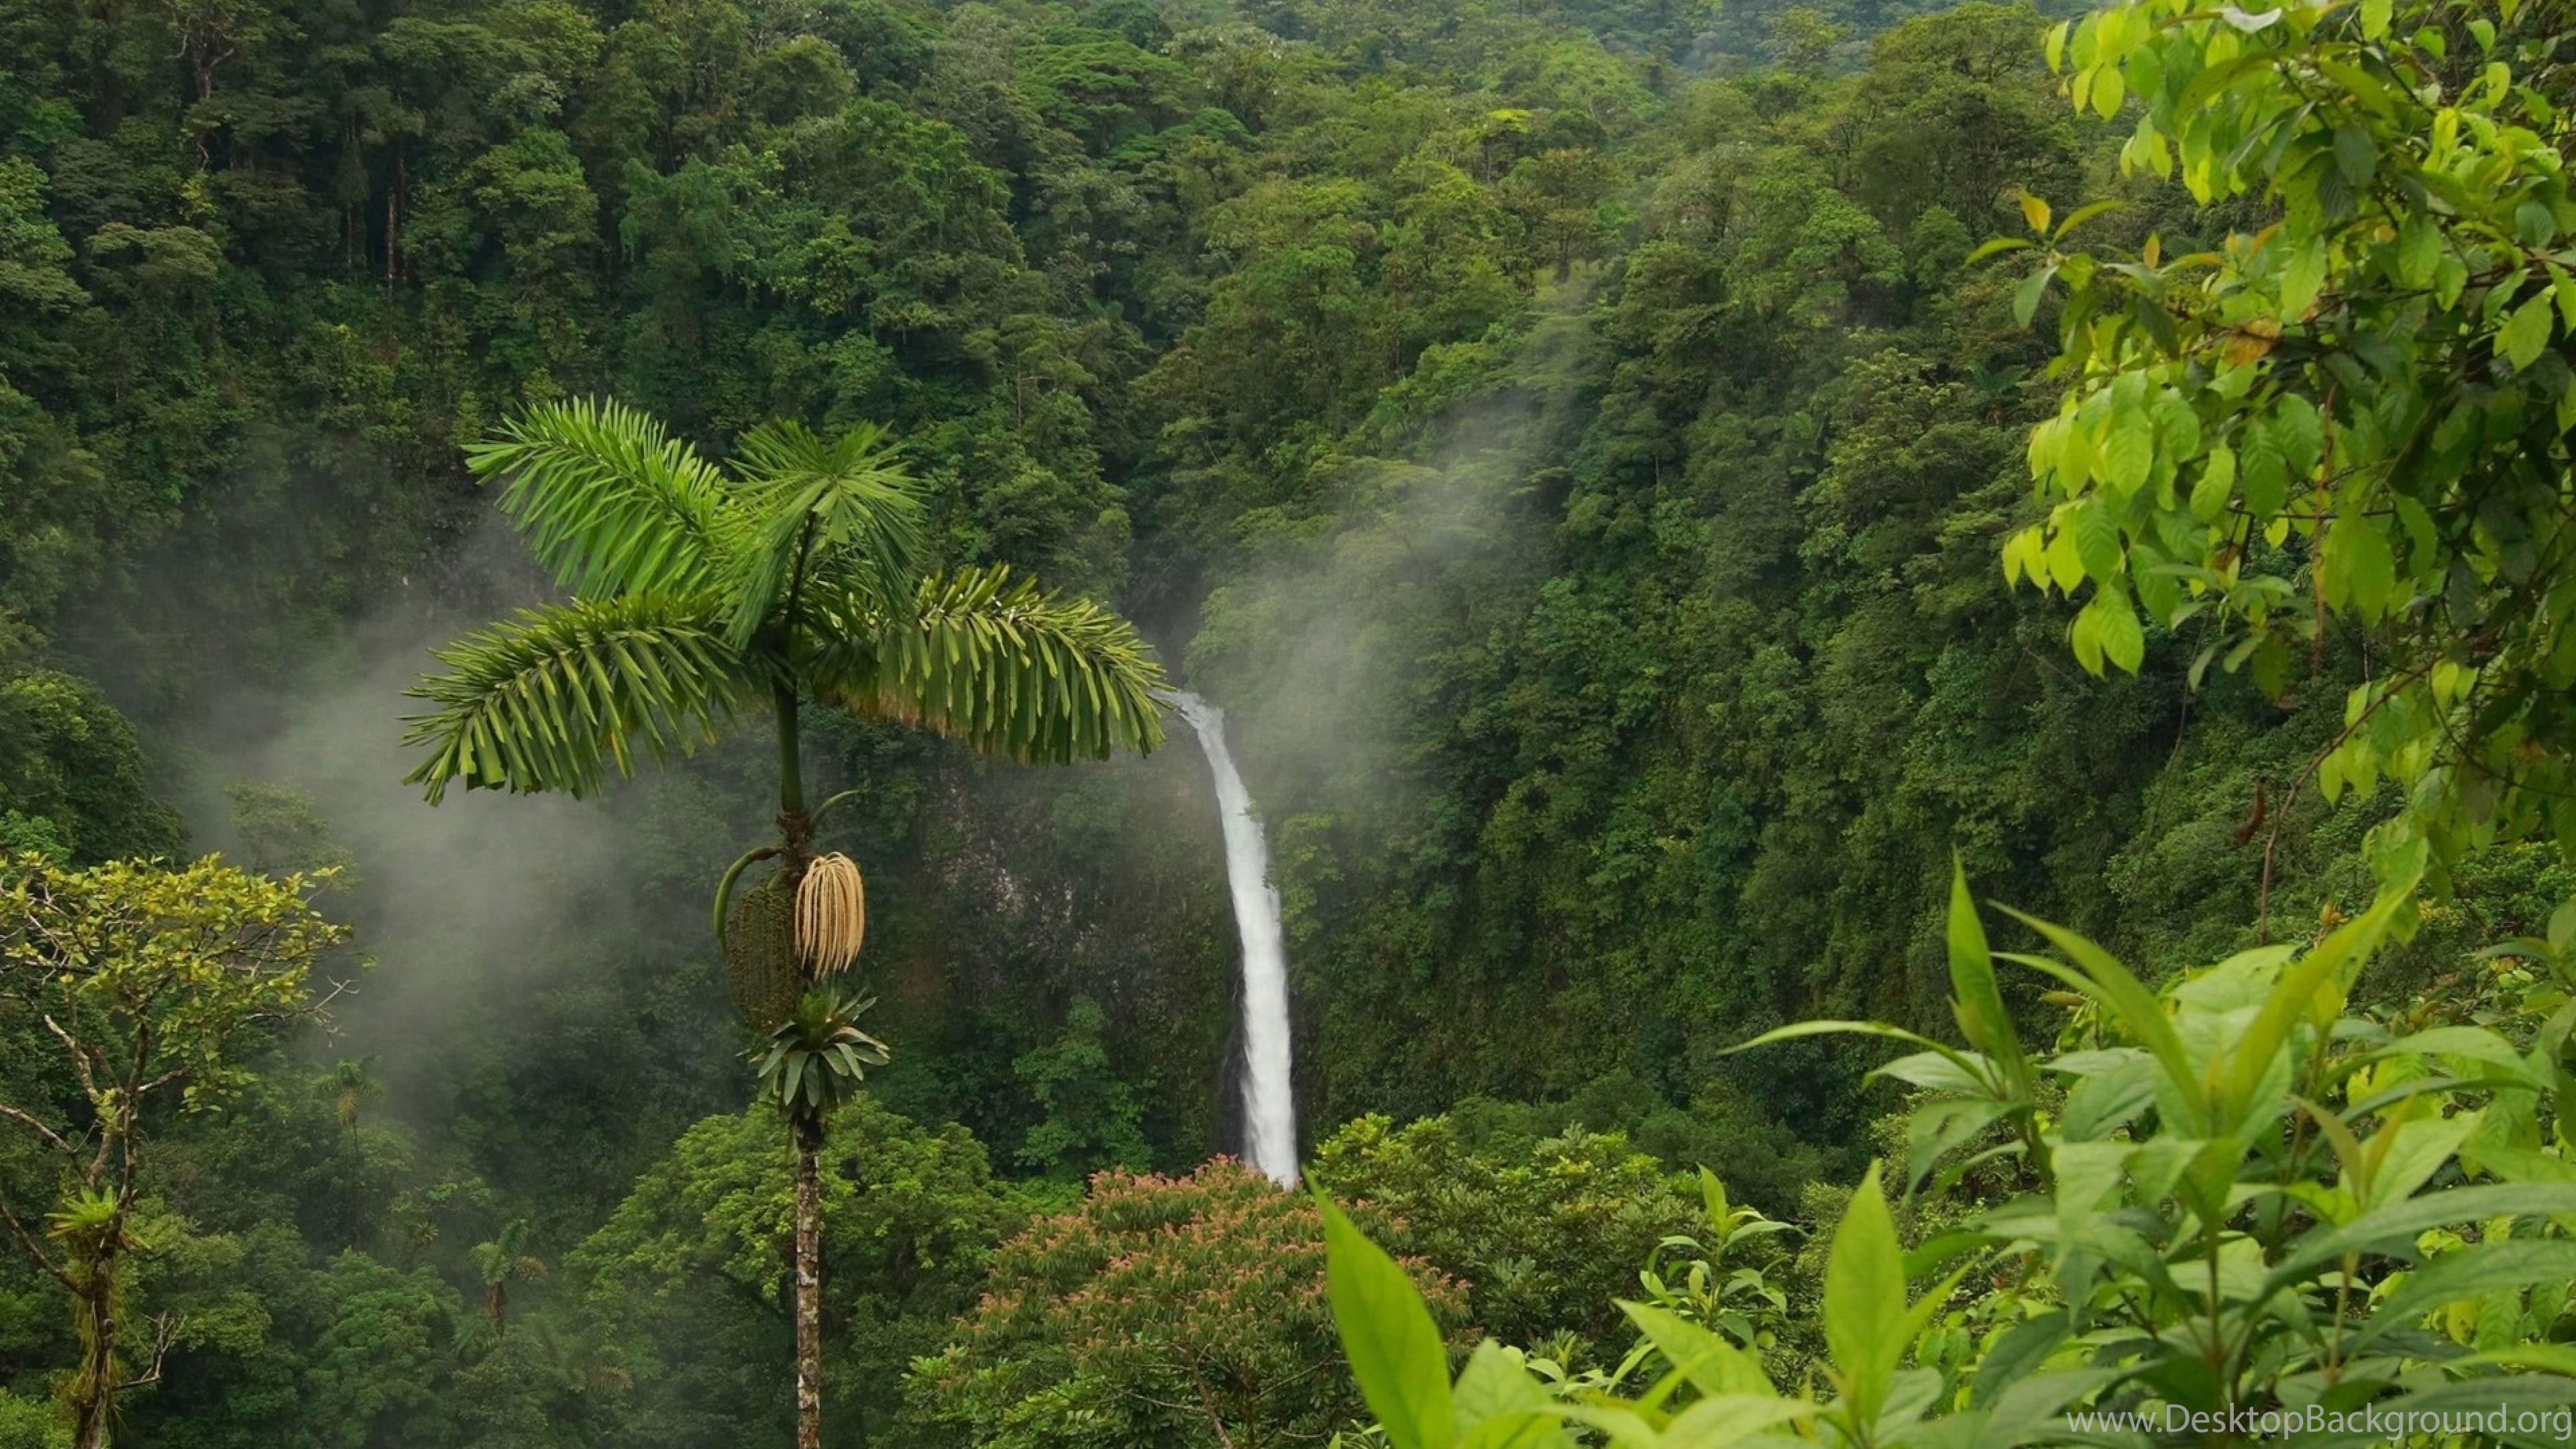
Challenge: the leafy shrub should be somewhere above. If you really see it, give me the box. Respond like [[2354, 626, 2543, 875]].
[[1324, 863, 2576, 1446], [1313, 1114, 1705, 1349]]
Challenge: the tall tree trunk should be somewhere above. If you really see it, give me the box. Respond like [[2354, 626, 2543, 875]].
[[793, 1112, 824, 1449], [776, 686, 825, 1449], [70, 1244, 117, 1449]]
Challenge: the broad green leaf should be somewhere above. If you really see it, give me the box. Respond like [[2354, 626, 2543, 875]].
[[2214, 887, 2406, 1130], [2088, 591, 2145, 674], [2396, 215, 2439, 286], [2014, 266, 2057, 327], [1699, 1166, 1729, 1229], [1823, 1163, 1905, 1428], [2068, 606, 2104, 676], [2238, 421, 2288, 515], [2072, 498, 2125, 579], [1323, 1199, 1456, 1449], [2098, 412, 2154, 499], [2059, 1052, 2159, 1140], [1968, 1312, 2071, 1407], [1873, 1049, 2001, 1095], [2271, 394, 2322, 479], [1619, 1301, 1775, 1399], [2265, 1184, 2576, 1291], [1658, 1395, 1809, 1449], [2337, 519, 2397, 621], [2190, 447, 2236, 522], [1905, 1098, 2015, 1189], [2279, 236, 2327, 316], [1453, 1343, 1557, 1446], [2501, 292, 2556, 371], [2367, 1110, 2479, 1210]]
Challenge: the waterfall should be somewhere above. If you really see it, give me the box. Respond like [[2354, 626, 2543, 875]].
[[1169, 691, 1299, 1187]]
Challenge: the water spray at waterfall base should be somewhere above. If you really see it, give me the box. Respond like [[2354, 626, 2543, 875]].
[[1169, 691, 1299, 1187]]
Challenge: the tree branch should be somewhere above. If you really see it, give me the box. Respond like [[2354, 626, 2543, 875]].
[[0, 1102, 78, 1158], [0, 1197, 72, 1291]]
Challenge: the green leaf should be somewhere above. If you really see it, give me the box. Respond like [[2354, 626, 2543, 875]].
[[1724, 1020, 1993, 1091], [1994, 912, 2203, 1130], [2279, 236, 2327, 316], [2053, 199, 2123, 242], [2239, 421, 2288, 515], [1619, 1301, 1775, 1399], [1324, 1199, 1456, 1449], [2501, 292, 2556, 371], [1452, 1343, 1558, 1447], [2099, 413, 2154, 497], [2072, 498, 2124, 580], [2190, 447, 2236, 522], [2335, 519, 2398, 621], [2395, 215, 2439, 286], [1824, 1162, 1906, 1428], [465, 397, 731, 598], [1904, 1098, 2015, 1189], [2264, 1184, 2576, 1293], [1945, 855, 2027, 1092], [2271, 394, 2322, 479], [2069, 606, 2104, 676], [2014, 265, 2057, 327], [1659, 1395, 1810, 1447], [2091, 590, 2145, 674], [2332, 125, 2377, 189], [816, 566, 1166, 765], [401, 595, 751, 804], [2216, 889, 2405, 1131]]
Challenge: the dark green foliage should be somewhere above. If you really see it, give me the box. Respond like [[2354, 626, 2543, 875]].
[[0, 672, 180, 864], [3, 0, 2526, 1444], [574, 1102, 1024, 1447], [907, 1159, 1463, 1449], [1311, 1114, 1702, 1348]]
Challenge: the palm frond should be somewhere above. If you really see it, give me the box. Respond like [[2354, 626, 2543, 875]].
[[720, 419, 926, 649], [466, 397, 733, 597], [810, 566, 1166, 763], [401, 594, 753, 804]]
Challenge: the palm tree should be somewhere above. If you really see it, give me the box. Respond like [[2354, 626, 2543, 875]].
[[401, 398, 1164, 1449], [468, 1218, 547, 1336]]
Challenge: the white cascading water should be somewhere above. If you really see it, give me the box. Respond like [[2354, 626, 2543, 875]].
[[1169, 691, 1299, 1186]]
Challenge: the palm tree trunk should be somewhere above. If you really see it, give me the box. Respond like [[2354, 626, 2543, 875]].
[[775, 687, 826, 1449], [793, 1112, 824, 1449]]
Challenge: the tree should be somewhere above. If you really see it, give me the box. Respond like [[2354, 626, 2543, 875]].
[[574, 1101, 1024, 1446], [908, 1160, 1464, 1449], [467, 1220, 545, 1336], [1309, 1114, 1703, 1348], [0, 854, 346, 1449], [2003, 0, 2576, 909], [400, 396, 1164, 1449]]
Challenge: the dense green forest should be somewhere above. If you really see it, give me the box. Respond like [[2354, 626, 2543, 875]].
[[11, 0, 2576, 1442]]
